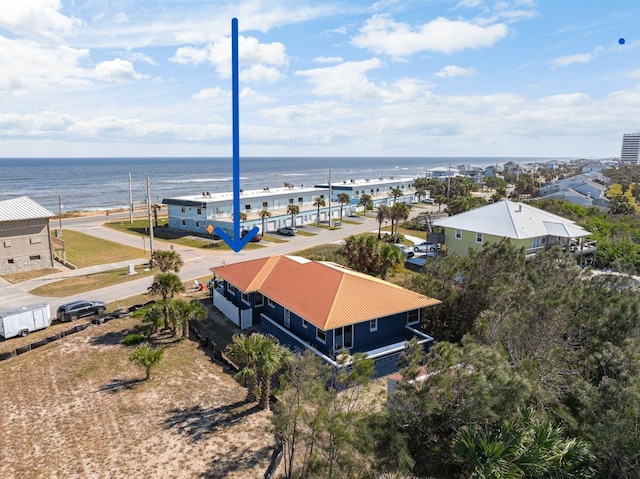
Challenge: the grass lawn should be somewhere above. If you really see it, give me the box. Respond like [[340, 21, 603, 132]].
[[0, 314, 274, 479], [61, 229, 146, 268], [1, 268, 60, 284], [29, 264, 156, 297], [106, 219, 265, 250]]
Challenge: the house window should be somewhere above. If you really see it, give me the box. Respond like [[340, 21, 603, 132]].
[[262, 201, 268, 208], [316, 329, 326, 343], [181, 207, 186, 213], [30, 255, 41, 261], [289, 198, 294, 204], [197, 208, 202, 215], [29, 220, 40, 227], [255, 293, 264, 306], [298, 197, 303, 203], [370, 319, 378, 332], [455, 229, 462, 239], [30, 237, 42, 244], [242, 293, 249, 304], [334, 325, 353, 351], [407, 310, 419, 325], [245, 204, 251, 211], [228, 284, 236, 294], [476, 232, 483, 244], [284, 309, 290, 328], [181, 219, 186, 226], [320, 195, 324, 199], [7, 258, 14, 264], [195, 221, 200, 227], [302, 319, 308, 329], [267, 298, 275, 308], [4, 241, 10, 247]]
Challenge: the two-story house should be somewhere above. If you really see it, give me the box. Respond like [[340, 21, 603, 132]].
[[433, 200, 596, 265], [211, 255, 440, 377]]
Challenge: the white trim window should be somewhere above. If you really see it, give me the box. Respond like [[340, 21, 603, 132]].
[[369, 318, 378, 332], [267, 297, 275, 308], [334, 325, 353, 351], [228, 284, 236, 294], [302, 319, 308, 329], [476, 232, 483, 244], [455, 229, 462, 240], [316, 329, 326, 343], [242, 292, 250, 305], [284, 309, 290, 328], [407, 310, 419, 325]]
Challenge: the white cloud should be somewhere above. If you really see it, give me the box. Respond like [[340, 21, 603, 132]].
[[170, 46, 208, 65], [296, 59, 384, 99], [193, 87, 228, 100], [314, 56, 344, 64], [113, 12, 129, 24], [241, 65, 284, 83], [551, 52, 593, 68], [0, 0, 81, 40], [434, 65, 477, 78], [125, 51, 157, 66], [351, 14, 508, 57], [240, 87, 276, 104], [0, 36, 91, 94], [94, 59, 147, 82]]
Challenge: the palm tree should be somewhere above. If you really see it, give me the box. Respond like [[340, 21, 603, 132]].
[[255, 335, 291, 410], [376, 205, 390, 239], [389, 187, 403, 204], [259, 209, 271, 234], [132, 302, 164, 333], [286, 203, 300, 227], [227, 333, 262, 402], [359, 194, 372, 216], [414, 186, 426, 203], [313, 197, 325, 224], [337, 193, 350, 222], [151, 249, 183, 273], [378, 243, 404, 279], [148, 273, 185, 329], [151, 204, 162, 227], [390, 202, 410, 242], [129, 342, 164, 380], [176, 299, 207, 338]]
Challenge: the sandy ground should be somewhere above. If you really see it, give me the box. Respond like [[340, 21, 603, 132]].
[[0, 315, 274, 479]]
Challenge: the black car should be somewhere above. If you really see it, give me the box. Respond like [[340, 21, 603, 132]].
[[57, 300, 107, 322]]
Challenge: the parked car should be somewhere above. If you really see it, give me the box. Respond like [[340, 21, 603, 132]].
[[413, 241, 441, 253], [240, 229, 262, 242], [421, 198, 435, 204], [277, 226, 297, 236], [392, 243, 415, 258], [56, 300, 107, 322]]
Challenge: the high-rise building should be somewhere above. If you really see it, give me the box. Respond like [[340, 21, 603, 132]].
[[621, 133, 640, 164]]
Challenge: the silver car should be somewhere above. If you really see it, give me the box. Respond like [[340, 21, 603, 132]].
[[413, 242, 441, 253]]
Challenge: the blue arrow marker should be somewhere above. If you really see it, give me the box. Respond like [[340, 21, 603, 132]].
[[215, 18, 259, 252]]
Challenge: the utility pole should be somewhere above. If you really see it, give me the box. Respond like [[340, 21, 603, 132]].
[[146, 177, 155, 264], [129, 172, 133, 223], [447, 163, 451, 199], [58, 195, 63, 237], [328, 169, 333, 228]]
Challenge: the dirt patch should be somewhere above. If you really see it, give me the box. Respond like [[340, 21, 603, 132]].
[[0, 315, 274, 478]]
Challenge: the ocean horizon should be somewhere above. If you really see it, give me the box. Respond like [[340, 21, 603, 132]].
[[0, 156, 576, 213]]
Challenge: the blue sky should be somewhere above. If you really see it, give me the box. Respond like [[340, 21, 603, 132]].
[[1, 0, 639, 158]]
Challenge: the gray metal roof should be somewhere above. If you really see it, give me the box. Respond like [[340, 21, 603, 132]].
[[0, 196, 56, 222]]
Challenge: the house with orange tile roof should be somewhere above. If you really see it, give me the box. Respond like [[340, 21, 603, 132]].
[[211, 255, 440, 377]]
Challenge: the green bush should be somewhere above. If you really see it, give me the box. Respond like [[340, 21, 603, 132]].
[[123, 333, 146, 346]]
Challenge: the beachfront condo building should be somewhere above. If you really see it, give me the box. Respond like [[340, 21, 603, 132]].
[[621, 133, 640, 165]]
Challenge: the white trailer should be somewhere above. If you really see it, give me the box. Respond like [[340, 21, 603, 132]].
[[0, 303, 51, 339]]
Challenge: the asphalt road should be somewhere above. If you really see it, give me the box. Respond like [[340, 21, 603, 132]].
[[1, 212, 400, 312]]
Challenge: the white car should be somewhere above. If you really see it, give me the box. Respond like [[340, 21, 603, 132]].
[[413, 242, 441, 253], [392, 243, 415, 258]]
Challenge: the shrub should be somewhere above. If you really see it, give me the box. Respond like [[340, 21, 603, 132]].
[[123, 333, 146, 346]]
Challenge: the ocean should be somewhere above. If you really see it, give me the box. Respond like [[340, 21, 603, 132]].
[[0, 157, 569, 213]]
